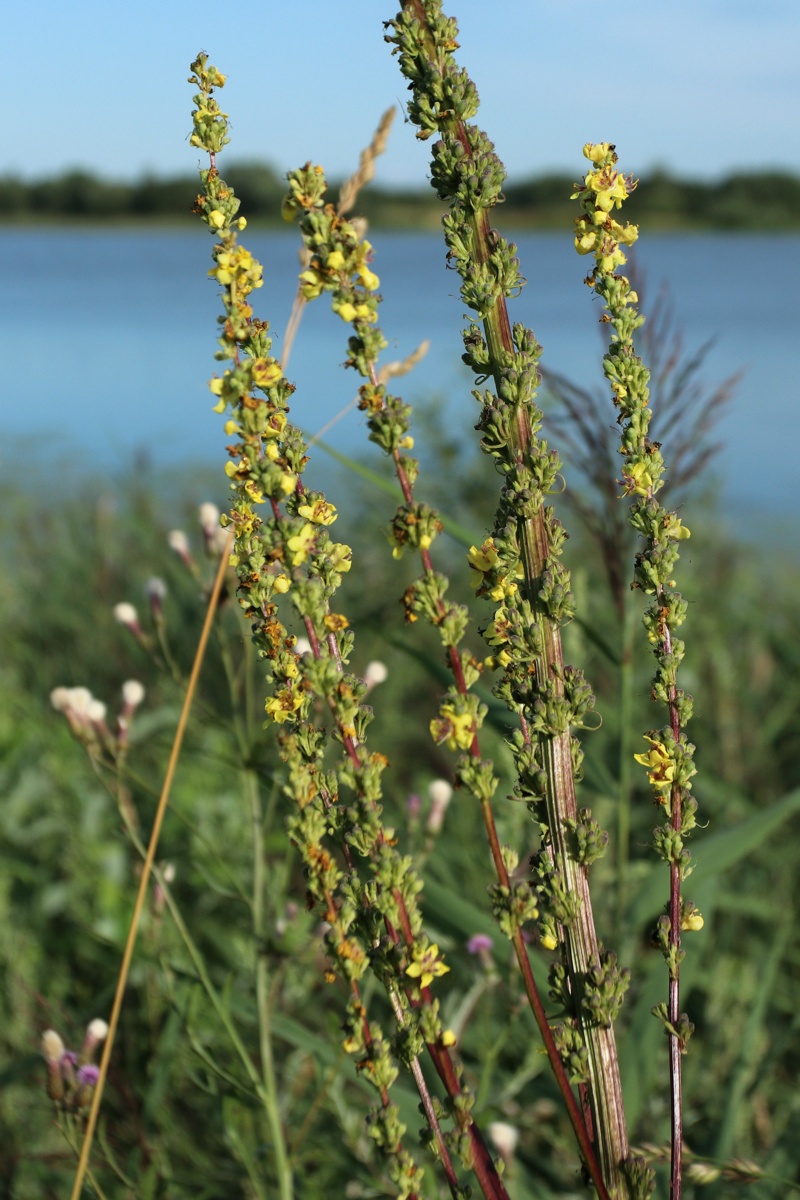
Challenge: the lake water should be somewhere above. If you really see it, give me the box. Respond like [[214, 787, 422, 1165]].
[[2, 227, 798, 522]]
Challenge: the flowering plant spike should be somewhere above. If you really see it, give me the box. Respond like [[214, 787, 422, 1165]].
[[573, 141, 701, 1199]]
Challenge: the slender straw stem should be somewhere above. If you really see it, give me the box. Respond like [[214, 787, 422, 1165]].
[[69, 532, 233, 1200]]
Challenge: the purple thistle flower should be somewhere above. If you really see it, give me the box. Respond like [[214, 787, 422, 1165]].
[[77, 1064, 100, 1087], [467, 934, 493, 955]]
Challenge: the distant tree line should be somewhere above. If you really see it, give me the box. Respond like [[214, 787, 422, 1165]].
[[4, 162, 799, 229]]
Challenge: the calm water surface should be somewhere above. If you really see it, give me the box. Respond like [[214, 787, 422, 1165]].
[[2, 227, 798, 516]]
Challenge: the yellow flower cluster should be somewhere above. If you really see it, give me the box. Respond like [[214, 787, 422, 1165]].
[[572, 143, 639, 275], [189, 95, 229, 151], [333, 298, 377, 324], [298, 238, 380, 319], [467, 538, 522, 600], [209, 246, 263, 292], [281, 162, 326, 222]]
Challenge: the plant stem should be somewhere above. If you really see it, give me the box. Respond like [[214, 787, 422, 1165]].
[[391, 5, 631, 1192], [616, 590, 636, 932], [666, 678, 684, 1200]]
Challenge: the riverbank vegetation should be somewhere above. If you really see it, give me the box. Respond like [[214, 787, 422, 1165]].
[[5, 5, 800, 1197]]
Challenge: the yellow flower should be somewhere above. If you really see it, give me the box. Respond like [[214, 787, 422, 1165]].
[[430, 704, 474, 751], [662, 513, 691, 540], [208, 209, 226, 229], [597, 245, 627, 272], [262, 411, 287, 440], [540, 932, 558, 951], [287, 523, 316, 565], [299, 267, 324, 299], [681, 909, 704, 933], [484, 649, 512, 671], [280, 471, 298, 496], [243, 479, 264, 504], [358, 265, 380, 291], [336, 301, 357, 323], [633, 736, 675, 793], [575, 229, 599, 255], [265, 688, 304, 723], [468, 538, 499, 578], [251, 357, 282, 389], [272, 574, 291, 594], [441, 1028, 457, 1047], [326, 249, 346, 270], [583, 142, 612, 163], [329, 543, 353, 573], [355, 240, 379, 289], [210, 247, 263, 289], [405, 943, 450, 990], [588, 170, 630, 213], [610, 219, 639, 247], [298, 499, 337, 526], [624, 460, 656, 496], [484, 607, 512, 648], [211, 252, 236, 286]]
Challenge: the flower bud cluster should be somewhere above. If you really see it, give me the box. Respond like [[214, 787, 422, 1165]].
[[388, 0, 602, 899], [386, 9, 478, 140], [51, 681, 144, 755], [41, 1019, 108, 1112]]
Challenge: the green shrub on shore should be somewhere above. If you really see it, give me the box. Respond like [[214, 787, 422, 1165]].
[[5, 165, 800, 230]]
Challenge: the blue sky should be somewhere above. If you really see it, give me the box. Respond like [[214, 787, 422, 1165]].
[[8, 0, 799, 186]]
